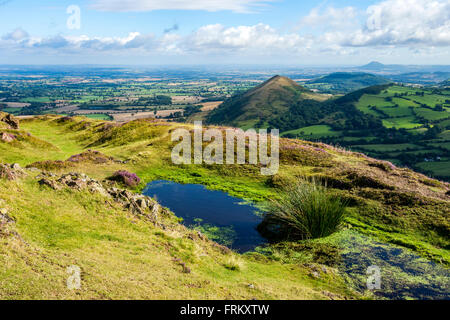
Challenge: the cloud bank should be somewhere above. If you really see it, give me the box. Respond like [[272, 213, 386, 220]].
[[1, 0, 449, 63]]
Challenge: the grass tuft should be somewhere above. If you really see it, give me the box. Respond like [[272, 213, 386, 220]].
[[223, 256, 244, 271], [259, 180, 347, 240]]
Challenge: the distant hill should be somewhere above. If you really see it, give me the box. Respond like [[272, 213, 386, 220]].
[[306, 72, 390, 93], [206, 75, 328, 129], [207, 75, 385, 133], [357, 61, 450, 75], [389, 72, 450, 85], [360, 61, 386, 70]]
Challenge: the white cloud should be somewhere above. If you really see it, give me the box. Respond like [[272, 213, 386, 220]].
[[1, 24, 310, 56], [2, 0, 449, 63], [184, 23, 308, 53], [299, 6, 359, 30], [91, 0, 274, 13], [2, 27, 29, 41], [343, 0, 450, 47]]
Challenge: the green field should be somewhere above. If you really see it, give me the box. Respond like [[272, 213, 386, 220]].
[[382, 117, 422, 129], [82, 114, 113, 121], [352, 143, 422, 152], [417, 161, 450, 178], [415, 108, 450, 121], [286, 85, 450, 179], [282, 125, 342, 138]]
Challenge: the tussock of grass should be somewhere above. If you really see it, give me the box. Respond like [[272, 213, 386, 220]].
[[223, 256, 245, 271], [259, 181, 347, 240]]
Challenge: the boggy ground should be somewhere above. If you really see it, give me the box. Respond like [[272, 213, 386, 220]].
[[0, 114, 448, 299]]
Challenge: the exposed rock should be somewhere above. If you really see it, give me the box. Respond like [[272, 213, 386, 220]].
[[38, 178, 62, 190], [87, 180, 110, 197], [0, 203, 18, 239], [0, 211, 14, 224], [0, 163, 26, 180], [0, 112, 19, 129], [35, 171, 163, 222], [212, 242, 232, 255], [173, 257, 191, 274], [197, 231, 206, 241], [0, 132, 16, 142]]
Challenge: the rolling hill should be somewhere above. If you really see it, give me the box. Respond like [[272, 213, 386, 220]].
[[206, 78, 450, 180], [305, 72, 390, 93], [207, 75, 385, 133], [205, 75, 328, 129], [283, 84, 450, 180]]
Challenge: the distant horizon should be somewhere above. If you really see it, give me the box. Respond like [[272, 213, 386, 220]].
[[0, 61, 449, 68]]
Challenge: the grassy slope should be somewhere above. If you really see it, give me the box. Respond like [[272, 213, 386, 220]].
[[206, 75, 328, 129], [1, 176, 353, 299], [0, 114, 449, 299], [0, 116, 355, 300]]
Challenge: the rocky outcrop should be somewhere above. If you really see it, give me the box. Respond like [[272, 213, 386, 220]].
[[0, 132, 16, 142], [36, 172, 166, 222], [0, 163, 26, 180], [0, 199, 19, 239], [0, 112, 19, 129]]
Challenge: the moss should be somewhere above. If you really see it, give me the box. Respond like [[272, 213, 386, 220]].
[[334, 230, 450, 300], [256, 241, 342, 267]]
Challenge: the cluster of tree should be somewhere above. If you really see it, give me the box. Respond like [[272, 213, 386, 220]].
[[17, 102, 53, 115], [183, 105, 202, 118], [267, 98, 384, 133], [133, 95, 172, 106]]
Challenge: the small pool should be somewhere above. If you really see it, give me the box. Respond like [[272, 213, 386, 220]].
[[143, 180, 267, 252]]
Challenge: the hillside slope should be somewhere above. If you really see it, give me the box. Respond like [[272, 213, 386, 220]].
[[206, 75, 328, 129], [0, 113, 448, 299], [207, 75, 385, 133]]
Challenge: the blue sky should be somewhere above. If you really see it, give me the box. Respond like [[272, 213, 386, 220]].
[[0, 0, 449, 65]]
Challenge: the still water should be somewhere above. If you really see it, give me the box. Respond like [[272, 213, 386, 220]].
[[143, 180, 267, 252]]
